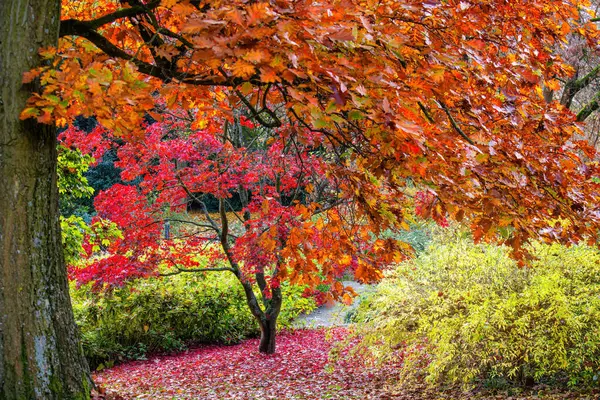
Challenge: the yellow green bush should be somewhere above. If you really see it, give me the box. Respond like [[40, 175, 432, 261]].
[[71, 272, 316, 369], [355, 230, 600, 388]]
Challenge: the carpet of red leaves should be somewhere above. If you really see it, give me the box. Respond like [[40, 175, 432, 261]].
[[92, 328, 600, 400], [92, 328, 401, 399]]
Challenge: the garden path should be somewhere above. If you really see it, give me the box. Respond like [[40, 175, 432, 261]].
[[292, 281, 371, 328]]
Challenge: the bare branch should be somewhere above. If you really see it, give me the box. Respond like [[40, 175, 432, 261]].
[[160, 266, 235, 276], [176, 175, 221, 232], [437, 100, 475, 145]]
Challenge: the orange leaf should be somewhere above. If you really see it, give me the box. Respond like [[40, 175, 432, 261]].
[[231, 60, 256, 79], [19, 107, 39, 120], [22, 69, 41, 84], [260, 67, 280, 83]]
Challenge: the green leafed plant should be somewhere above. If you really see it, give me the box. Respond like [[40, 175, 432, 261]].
[[57, 145, 95, 216], [355, 229, 600, 388], [71, 272, 316, 369]]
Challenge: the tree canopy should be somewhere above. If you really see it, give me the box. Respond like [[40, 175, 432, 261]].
[[25, 0, 600, 267]]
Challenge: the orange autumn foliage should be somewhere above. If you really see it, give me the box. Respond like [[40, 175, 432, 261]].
[[22, 0, 600, 271]]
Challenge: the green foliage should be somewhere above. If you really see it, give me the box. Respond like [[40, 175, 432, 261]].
[[61, 215, 90, 265], [61, 217, 122, 265], [86, 219, 123, 253], [355, 230, 600, 388], [57, 143, 91, 264], [57, 145, 95, 216], [382, 219, 434, 254], [71, 272, 316, 369]]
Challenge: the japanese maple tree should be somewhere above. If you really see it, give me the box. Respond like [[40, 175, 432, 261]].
[[20, 0, 600, 355], [63, 110, 396, 353]]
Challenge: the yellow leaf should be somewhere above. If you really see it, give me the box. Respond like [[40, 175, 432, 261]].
[[316, 218, 324, 230], [342, 293, 353, 305], [239, 82, 254, 96], [244, 49, 270, 64], [546, 79, 561, 91], [430, 66, 445, 83]]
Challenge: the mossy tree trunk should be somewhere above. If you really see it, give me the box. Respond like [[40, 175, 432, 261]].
[[0, 0, 92, 398]]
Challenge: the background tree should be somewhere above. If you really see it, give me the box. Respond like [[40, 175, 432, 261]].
[[539, 0, 600, 146], [0, 0, 91, 398]]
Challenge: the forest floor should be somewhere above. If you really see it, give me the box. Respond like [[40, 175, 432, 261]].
[[92, 285, 600, 399], [92, 328, 600, 400], [92, 328, 403, 399]]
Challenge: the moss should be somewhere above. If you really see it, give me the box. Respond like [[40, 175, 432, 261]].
[[72, 375, 92, 400], [19, 330, 35, 400], [47, 373, 92, 400], [48, 374, 63, 396]]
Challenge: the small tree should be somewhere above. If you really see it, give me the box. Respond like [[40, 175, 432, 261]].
[[65, 111, 398, 353]]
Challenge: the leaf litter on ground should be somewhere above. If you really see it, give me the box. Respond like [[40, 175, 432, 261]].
[[91, 328, 600, 400]]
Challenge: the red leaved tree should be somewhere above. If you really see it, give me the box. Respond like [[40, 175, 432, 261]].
[[63, 109, 399, 353]]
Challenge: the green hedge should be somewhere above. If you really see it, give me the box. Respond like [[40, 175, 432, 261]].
[[355, 230, 600, 388], [71, 273, 316, 369]]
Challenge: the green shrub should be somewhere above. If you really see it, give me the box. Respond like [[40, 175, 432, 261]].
[[71, 272, 316, 369], [382, 220, 434, 255], [355, 230, 600, 388]]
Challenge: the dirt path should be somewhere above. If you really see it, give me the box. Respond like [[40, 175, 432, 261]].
[[292, 281, 371, 328]]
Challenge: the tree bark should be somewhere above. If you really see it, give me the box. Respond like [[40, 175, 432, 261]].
[[237, 279, 281, 355], [257, 282, 282, 355], [258, 316, 277, 354], [0, 0, 92, 398]]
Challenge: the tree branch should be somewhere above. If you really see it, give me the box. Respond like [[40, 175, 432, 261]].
[[561, 65, 600, 109], [577, 96, 600, 122], [418, 101, 435, 123], [437, 100, 475, 145], [219, 198, 229, 244], [160, 265, 234, 276], [232, 87, 282, 128], [67, 1, 161, 30], [60, 19, 234, 86]]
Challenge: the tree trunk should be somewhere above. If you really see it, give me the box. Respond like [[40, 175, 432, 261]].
[[236, 277, 281, 354], [238, 281, 281, 355], [257, 283, 282, 355], [258, 316, 277, 354], [0, 0, 92, 398]]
